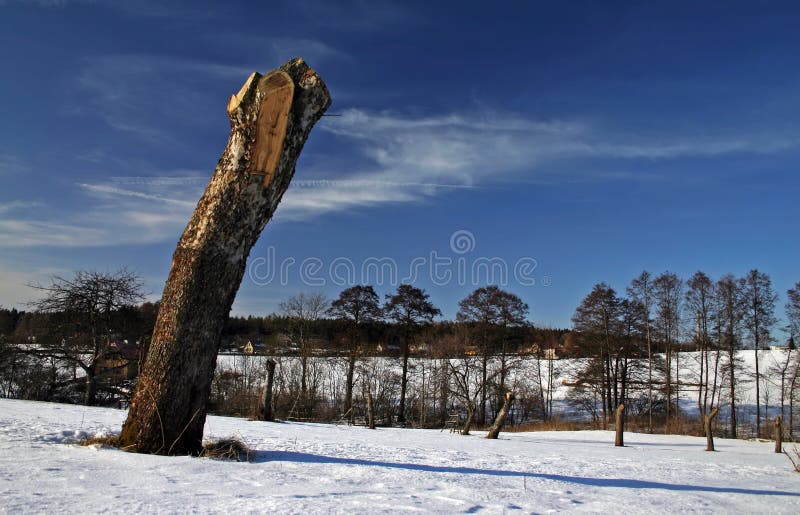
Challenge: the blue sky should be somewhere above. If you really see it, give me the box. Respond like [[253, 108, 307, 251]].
[[1, 0, 798, 330]]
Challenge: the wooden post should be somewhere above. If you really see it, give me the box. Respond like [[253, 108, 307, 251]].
[[367, 391, 375, 429], [260, 359, 276, 421], [118, 59, 331, 455], [486, 392, 515, 439], [774, 416, 783, 454], [615, 404, 625, 447], [704, 406, 719, 451]]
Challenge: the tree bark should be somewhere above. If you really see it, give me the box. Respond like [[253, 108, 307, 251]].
[[486, 392, 514, 439], [345, 353, 356, 424], [704, 406, 719, 451], [119, 59, 330, 455], [614, 404, 625, 447], [260, 359, 276, 422], [367, 391, 375, 429], [774, 416, 783, 454], [461, 406, 475, 436], [398, 340, 409, 424], [84, 368, 97, 406]]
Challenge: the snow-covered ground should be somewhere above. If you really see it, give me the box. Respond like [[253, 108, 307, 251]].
[[1, 399, 798, 513]]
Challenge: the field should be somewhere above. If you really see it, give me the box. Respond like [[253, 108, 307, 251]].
[[1, 398, 799, 513]]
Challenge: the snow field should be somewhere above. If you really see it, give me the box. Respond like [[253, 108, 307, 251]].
[[1, 399, 799, 513]]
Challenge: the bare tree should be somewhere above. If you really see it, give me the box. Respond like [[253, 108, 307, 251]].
[[384, 284, 440, 424], [329, 285, 382, 422], [572, 283, 621, 428], [716, 274, 745, 438], [653, 272, 682, 427], [742, 269, 778, 437], [628, 271, 655, 432], [787, 282, 800, 435], [28, 269, 144, 405], [686, 271, 718, 432], [457, 286, 528, 425], [280, 292, 328, 417], [788, 282, 800, 342]]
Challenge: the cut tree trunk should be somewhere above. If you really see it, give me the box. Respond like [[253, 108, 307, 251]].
[[260, 359, 276, 422], [118, 59, 330, 455], [486, 392, 514, 439], [614, 404, 625, 447], [775, 416, 783, 454], [704, 406, 719, 451]]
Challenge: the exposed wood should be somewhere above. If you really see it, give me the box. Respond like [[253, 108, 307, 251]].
[[614, 404, 625, 447], [774, 416, 783, 454], [118, 59, 331, 455], [260, 359, 276, 422], [486, 392, 514, 439], [248, 71, 294, 185], [704, 406, 719, 451]]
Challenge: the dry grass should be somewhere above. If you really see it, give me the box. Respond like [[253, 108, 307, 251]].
[[200, 438, 252, 462], [505, 419, 586, 432], [81, 434, 252, 461], [80, 435, 121, 448]]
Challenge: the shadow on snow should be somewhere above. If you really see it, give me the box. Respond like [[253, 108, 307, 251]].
[[254, 450, 799, 497]]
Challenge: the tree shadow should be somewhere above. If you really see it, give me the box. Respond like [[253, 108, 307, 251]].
[[253, 450, 800, 497]]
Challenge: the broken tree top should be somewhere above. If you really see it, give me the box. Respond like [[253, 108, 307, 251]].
[[227, 70, 294, 185]]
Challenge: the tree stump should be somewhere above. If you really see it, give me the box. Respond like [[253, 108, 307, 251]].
[[704, 406, 719, 451], [486, 392, 514, 439], [774, 416, 783, 454], [118, 59, 331, 455], [614, 404, 625, 447], [260, 359, 277, 422]]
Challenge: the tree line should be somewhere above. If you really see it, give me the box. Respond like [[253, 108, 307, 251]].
[[1, 267, 798, 439], [569, 269, 799, 439]]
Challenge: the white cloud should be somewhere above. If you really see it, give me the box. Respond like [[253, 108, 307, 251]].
[[276, 107, 800, 220], [0, 173, 202, 248], [4, 104, 798, 246]]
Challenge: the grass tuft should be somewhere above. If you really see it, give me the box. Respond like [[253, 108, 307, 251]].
[[200, 438, 252, 462], [80, 435, 121, 448]]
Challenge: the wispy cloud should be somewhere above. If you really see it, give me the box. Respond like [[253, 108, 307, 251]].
[[0, 200, 42, 214], [68, 54, 254, 144], [0, 154, 31, 176], [0, 173, 202, 248], [78, 183, 196, 208], [276, 107, 800, 220], [4, 104, 798, 246]]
